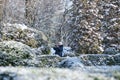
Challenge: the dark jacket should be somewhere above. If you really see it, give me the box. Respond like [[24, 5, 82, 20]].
[[53, 45, 63, 57]]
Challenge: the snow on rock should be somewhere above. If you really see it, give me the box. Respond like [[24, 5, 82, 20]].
[[3, 23, 28, 30], [1, 23, 48, 49], [59, 57, 84, 68]]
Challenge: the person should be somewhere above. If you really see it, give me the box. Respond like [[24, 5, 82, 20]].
[[53, 42, 63, 57]]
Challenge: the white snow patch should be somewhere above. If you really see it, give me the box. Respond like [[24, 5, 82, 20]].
[[50, 48, 55, 55], [99, 47, 104, 52], [14, 23, 28, 30], [106, 4, 118, 8], [3, 23, 28, 30], [63, 0, 73, 10]]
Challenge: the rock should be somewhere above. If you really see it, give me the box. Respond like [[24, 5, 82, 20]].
[[31, 55, 64, 67], [0, 41, 63, 67], [63, 47, 75, 57], [113, 53, 120, 65], [79, 54, 120, 66], [32, 46, 51, 56], [0, 23, 51, 55], [0, 72, 17, 80], [31, 47, 42, 56], [40, 46, 51, 55], [1, 23, 48, 48], [0, 41, 35, 66], [59, 57, 84, 68], [104, 47, 118, 54]]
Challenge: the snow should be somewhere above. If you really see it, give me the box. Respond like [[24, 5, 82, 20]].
[[63, 47, 73, 56], [99, 47, 104, 52], [13, 23, 27, 30], [59, 57, 84, 68], [50, 48, 55, 55], [106, 3, 118, 8], [110, 18, 120, 22], [3, 23, 28, 30], [63, 0, 73, 10]]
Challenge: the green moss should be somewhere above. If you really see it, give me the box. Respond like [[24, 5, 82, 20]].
[[2, 35, 7, 40], [94, 77, 100, 80], [26, 38, 38, 48], [41, 47, 50, 55], [114, 72, 120, 80]]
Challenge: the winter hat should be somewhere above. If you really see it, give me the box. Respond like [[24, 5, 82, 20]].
[[58, 42, 63, 45]]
